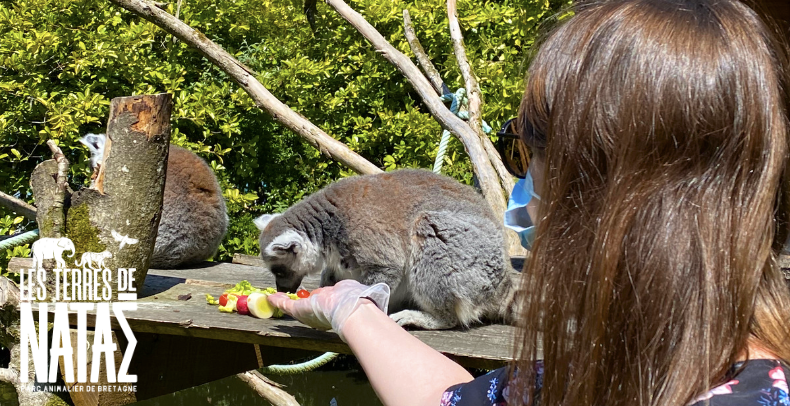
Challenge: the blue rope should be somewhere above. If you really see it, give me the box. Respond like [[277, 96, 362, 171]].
[[259, 351, 339, 375], [433, 88, 492, 174], [0, 229, 39, 251]]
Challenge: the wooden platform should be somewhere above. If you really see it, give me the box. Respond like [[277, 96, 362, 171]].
[[8, 255, 522, 371]]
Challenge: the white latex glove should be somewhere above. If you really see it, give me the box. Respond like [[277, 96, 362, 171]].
[[267, 280, 390, 342]]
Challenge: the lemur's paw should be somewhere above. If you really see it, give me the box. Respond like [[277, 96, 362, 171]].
[[388, 310, 457, 330]]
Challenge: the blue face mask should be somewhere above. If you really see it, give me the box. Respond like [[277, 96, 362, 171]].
[[504, 169, 541, 250]]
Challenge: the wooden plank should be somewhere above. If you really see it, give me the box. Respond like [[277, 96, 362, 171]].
[[232, 253, 266, 267], [10, 257, 518, 369]]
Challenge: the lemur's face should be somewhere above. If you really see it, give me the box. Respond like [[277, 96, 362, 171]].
[[264, 256, 306, 294], [254, 215, 322, 293]]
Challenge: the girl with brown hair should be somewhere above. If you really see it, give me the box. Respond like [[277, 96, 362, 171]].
[[268, 0, 790, 405]]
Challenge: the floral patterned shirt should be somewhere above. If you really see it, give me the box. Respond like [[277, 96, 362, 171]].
[[440, 359, 789, 406]]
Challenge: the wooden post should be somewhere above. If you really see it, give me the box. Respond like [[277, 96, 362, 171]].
[[67, 93, 172, 296]]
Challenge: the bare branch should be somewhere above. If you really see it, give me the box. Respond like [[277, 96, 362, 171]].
[[447, 0, 482, 134], [237, 370, 301, 406], [0, 191, 37, 221], [403, 10, 447, 97], [46, 140, 69, 198], [172, 0, 183, 44], [324, 0, 507, 218], [108, 0, 381, 176], [445, 1, 514, 195], [483, 135, 515, 194]]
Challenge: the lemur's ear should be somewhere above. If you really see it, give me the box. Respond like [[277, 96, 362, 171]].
[[253, 213, 280, 231], [266, 230, 303, 256], [79, 133, 106, 151]]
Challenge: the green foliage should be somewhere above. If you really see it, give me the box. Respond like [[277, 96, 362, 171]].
[[0, 216, 30, 281], [0, 0, 562, 261]]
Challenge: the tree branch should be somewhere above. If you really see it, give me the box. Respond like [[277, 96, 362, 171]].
[[447, 0, 482, 134], [401, 10, 516, 194], [45, 141, 69, 235], [402, 10, 447, 97], [445, 0, 514, 195], [324, 0, 506, 218], [0, 192, 36, 221], [237, 370, 301, 406], [108, 0, 381, 176]]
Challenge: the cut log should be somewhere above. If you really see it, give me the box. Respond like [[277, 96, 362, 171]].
[[66, 94, 172, 297]]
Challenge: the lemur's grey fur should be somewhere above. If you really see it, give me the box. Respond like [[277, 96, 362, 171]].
[[80, 134, 228, 268], [254, 169, 521, 330]]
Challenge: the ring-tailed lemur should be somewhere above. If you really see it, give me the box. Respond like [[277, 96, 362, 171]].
[[254, 169, 522, 330], [80, 133, 229, 268]]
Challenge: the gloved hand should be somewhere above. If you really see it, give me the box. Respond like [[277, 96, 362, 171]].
[[267, 280, 390, 342]]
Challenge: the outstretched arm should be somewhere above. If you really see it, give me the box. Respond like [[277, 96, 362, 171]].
[[267, 281, 473, 406], [343, 300, 473, 406]]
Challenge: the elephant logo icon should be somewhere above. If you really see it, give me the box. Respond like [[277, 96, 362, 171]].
[[31, 237, 76, 269], [75, 250, 113, 270]]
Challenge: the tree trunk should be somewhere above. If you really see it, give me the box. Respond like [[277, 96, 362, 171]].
[[67, 93, 172, 296]]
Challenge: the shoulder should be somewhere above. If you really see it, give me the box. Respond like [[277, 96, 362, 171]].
[[690, 359, 789, 406]]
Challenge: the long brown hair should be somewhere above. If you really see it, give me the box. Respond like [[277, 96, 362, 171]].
[[514, 1, 790, 405]]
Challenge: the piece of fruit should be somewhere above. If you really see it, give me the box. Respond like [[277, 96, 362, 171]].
[[296, 289, 310, 299], [237, 295, 250, 315], [218, 295, 238, 313], [247, 292, 276, 319], [219, 293, 229, 307]]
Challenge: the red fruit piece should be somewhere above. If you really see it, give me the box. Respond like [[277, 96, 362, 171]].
[[219, 293, 229, 307], [296, 289, 310, 299], [237, 295, 250, 315]]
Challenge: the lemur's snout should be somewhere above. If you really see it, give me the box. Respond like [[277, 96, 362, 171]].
[[276, 282, 299, 294]]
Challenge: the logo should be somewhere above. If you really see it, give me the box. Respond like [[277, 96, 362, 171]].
[[19, 229, 139, 390]]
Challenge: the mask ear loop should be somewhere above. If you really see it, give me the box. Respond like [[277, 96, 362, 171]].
[[525, 168, 541, 201]]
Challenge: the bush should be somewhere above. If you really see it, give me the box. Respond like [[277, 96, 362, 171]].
[[0, 0, 564, 265]]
